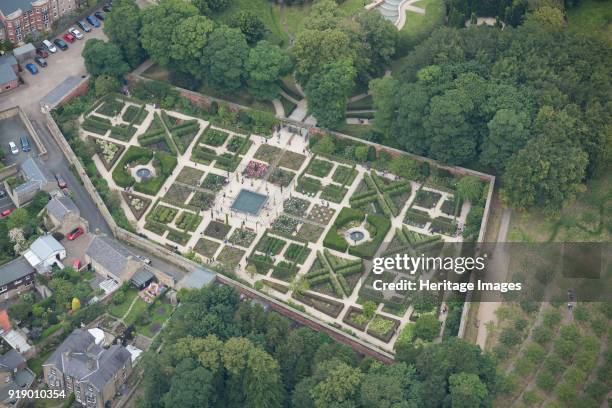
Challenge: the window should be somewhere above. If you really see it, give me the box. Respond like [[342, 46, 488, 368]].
[[14, 280, 22, 285], [25, 275, 31, 280], [0, 286, 6, 293]]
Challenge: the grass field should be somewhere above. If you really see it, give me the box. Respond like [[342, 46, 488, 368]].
[[567, 0, 612, 43], [109, 289, 138, 318], [507, 169, 611, 243], [124, 298, 149, 326], [275, 3, 312, 39], [400, 0, 445, 46], [215, 0, 289, 46]]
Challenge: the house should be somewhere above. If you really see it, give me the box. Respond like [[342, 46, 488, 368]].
[[45, 195, 88, 234], [0, 257, 36, 300], [85, 236, 141, 283], [0, 349, 35, 405], [23, 235, 66, 273], [0, 53, 18, 94], [43, 329, 132, 408], [9, 157, 57, 207], [0, 0, 77, 45]]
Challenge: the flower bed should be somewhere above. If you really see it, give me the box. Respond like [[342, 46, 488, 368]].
[[413, 189, 442, 209], [122, 192, 151, 220], [148, 204, 178, 223], [269, 168, 295, 187], [226, 135, 252, 154], [321, 183, 348, 204], [175, 211, 202, 232], [244, 160, 269, 179], [307, 205, 336, 224], [306, 159, 334, 178], [201, 128, 229, 146], [343, 306, 372, 331], [203, 220, 231, 240], [292, 291, 343, 318], [296, 177, 322, 196], [283, 243, 311, 265], [217, 246, 245, 268], [96, 99, 125, 116], [194, 238, 221, 258], [163, 184, 193, 206], [332, 165, 358, 186], [261, 279, 290, 294], [188, 191, 215, 211], [271, 261, 299, 282], [366, 315, 400, 343], [94, 138, 124, 170], [166, 229, 191, 245], [253, 144, 282, 163], [278, 151, 306, 171], [122, 105, 147, 125], [283, 197, 310, 216], [255, 235, 286, 255], [201, 173, 227, 191], [228, 228, 257, 248], [176, 167, 205, 186], [271, 215, 301, 235], [404, 209, 431, 229], [296, 223, 325, 242]]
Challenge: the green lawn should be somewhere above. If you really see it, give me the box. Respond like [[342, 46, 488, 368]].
[[275, 3, 313, 39], [109, 289, 138, 318], [28, 349, 54, 377], [338, 0, 368, 16], [215, 0, 289, 46], [124, 298, 149, 326], [567, 0, 612, 43], [400, 0, 445, 45], [136, 302, 173, 338]]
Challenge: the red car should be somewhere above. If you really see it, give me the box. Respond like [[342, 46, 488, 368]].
[[55, 174, 67, 189], [67, 227, 84, 240], [0, 208, 15, 218], [63, 33, 76, 43], [36, 47, 49, 58]]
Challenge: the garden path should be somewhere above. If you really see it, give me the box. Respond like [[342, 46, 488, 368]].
[[272, 98, 285, 118]]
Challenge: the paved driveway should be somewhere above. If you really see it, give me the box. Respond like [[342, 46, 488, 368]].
[[0, 115, 39, 167]]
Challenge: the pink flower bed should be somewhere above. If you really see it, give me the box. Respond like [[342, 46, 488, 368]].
[[244, 160, 268, 178]]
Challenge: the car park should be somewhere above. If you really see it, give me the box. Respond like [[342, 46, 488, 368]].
[[77, 20, 91, 32], [36, 47, 49, 58], [42, 39, 57, 53], [55, 174, 67, 188], [67, 226, 85, 240], [34, 56, 47, 67], [0, 208, 14, 218], [94, 11, 105, 20], [68, 27, 84, 39], [25, 63, 38, 75], [9, 142, 19, 155], [86, 15, 101, 28], [20, 136, 31, 152], [63, 32, 76, 43], [54, 39, 68, 51]]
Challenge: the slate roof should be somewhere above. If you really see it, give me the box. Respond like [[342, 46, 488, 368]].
[[40, 76, 88, 110], [46, 196, 79, 221], [86, 236, 133, 279], [43, 329, 131, 391], [0, 64, 17, 85], [20, 157, 55, 185], [179, 267, 216, 289], [0, 54, 17, 67], [12, 43, 35, 58], [0, 349, 25, 371], [0, 257, 34, 287], [24, 235, 64, 267], [131, 266, 154, 287], [0, 0, 35, 16]]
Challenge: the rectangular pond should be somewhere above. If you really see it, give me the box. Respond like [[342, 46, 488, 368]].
[[231, 189, 268, 216]]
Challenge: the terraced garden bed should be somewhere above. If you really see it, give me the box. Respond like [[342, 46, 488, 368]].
[[194, 238, 221, 258], [204, 221, 232, 240]]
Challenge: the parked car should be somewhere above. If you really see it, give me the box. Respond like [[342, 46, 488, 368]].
[[55, 173, 67, 188], [0, 208, 15, 218], [42, 39, 57, 53], [136, 255, 152, 265], [102, 4, 112, 12], [34, 56, 47, 67], [68, 27, 84, 39], [36, 47, 49, 58], [53, 39, 68, 51], [86, 15, 100, 28], [0, 190, 5, 198], [66, 227, 85, 240], [20, 136, 31, 152], [25, 63, 38, 75], [63, 32, 76, 43], [94, 11, 105, 20], [9, 141, 18, 155], [77, 20, 91, 32]]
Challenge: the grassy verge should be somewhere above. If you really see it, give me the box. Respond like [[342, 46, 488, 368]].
[[215, 0, 289, 46]]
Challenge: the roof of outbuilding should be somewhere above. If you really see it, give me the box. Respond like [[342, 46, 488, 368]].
[[0, 0, 35, 16], [21, 157, 55, 185], [26, 235, 64, 262], [0, 64, 17, 84], [86, 236, 133, 279], [131, 266, 154, 287], [0, 349, 25, 371], [46, 196, 79, 221], [13, 43, 35, 57], [0, 257, 35, 287], [0, 54, 17, 67]]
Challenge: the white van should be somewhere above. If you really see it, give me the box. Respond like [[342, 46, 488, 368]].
[[42, 39, 57, 53], [9, 141, 19, 155]]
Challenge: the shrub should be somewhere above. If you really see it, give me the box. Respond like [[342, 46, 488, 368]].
[[414, 314, 440, 341]]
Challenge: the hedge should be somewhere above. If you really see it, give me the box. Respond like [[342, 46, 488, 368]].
[[404, 209, 431, 226], [330, 274, 345, 297], [348, 214, 391, 259], [350, 190, 377, 202], [307, 268, 330, 279], [112, 146, 152, 187], [337, 274, 351, 296], [138, 133, 165, 146], [337, 263, 364, 276], [334, 207, 365, 228], [323, 226, 348, 252], [307, 273, 332, 285]]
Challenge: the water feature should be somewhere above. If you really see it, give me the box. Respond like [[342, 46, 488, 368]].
[[231, 189, 269, 216], [349, 230, 365, 242], [136, 168, 152, 179]]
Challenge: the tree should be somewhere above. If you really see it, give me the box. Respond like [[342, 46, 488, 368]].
[[8, 228, 26, 254], [362, 301, 377, 319], [316, 136, 336, 155], [140, 0, 198, 67], [414, 314, 441, 341], [456, 176, 484, 203], [48, 278, 75, 309], [193, 0, 230, 15], [103, 0, 145, 67], [170, 15, 214, 79], [389, 156, 420, 180], [449, 373, 489, 408], [201, 26, 250, 93], [502, 132, 588, 211], [94, 75, 120, 97], [481, 109, 531, 172], [354, 12, 398, 79], [360, 363, 419, 408], [7, 208, 30, 232], [293, 29, 354, 83], [162, 359, 217, 408], [302, 0, 341, 31], [354, 146, 369, 162], [310, 360, 363, 408], [305, 59, 356, 128], [246, 41, 292, 100], [82, 39, 129, 77], [230, 11, 267, 45]]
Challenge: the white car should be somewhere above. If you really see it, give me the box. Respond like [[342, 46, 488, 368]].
[[136, 255, 151, 265], [42, 39, 57, 53], [9, 141, 19, 155], [68, 27, 84, 40]]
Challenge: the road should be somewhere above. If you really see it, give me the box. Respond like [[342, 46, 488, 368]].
[[0, 23, 188, 282]]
